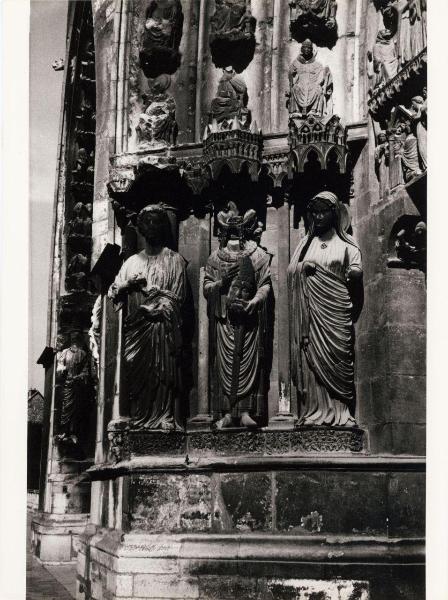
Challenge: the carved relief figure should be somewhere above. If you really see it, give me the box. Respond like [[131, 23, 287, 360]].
[[374, 132, 390, 198], [288, 192, 363, 426], [66, 253, 89, 292], [204, 203, 272, 429], [210, 0, 254, 39], [109, 205, 187, 430], [136, 75, 178, 149], [388, 124, 405, 187], [55, 332, 91, 445], [289, 0, 338, 47], [287, 40, 333, 120], [210, 67, 250, 126], [389, 0, 426, 67], [401, 119, 422, 181], [139, 0, 184, 78], [411, 91, 427, 170], [370, 28, 398, 89]]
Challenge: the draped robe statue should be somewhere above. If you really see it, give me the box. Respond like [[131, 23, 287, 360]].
[[56, 333, 91, 443], [287, 39, 333, 119], [411, 93, 427, 170], [372, 28, 398, 88], [288, 192, 363, 426], [203, 205, 272, 428], [109, 205, 187, 430]]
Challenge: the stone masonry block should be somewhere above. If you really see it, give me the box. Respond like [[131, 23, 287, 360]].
[[133, 574, 199, 598]]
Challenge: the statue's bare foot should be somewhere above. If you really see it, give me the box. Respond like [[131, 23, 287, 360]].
[[240, 412, 257, 428], [160, 420, 175, 431], [214, 413, 233, 429]]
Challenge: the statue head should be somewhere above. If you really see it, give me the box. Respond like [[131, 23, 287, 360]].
[[137, 204, 172, 246], [301, 39, 314, 61], [307, 191, 341, 236], [378, 132, 387, 144]]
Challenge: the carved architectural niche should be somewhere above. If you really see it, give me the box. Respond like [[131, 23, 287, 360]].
[[139, 0, 184, 79], [135, 75, 178, 150], [209, 0, 256, 73], [387, 216, 426, 271], [204, 202, 272, 429], [289, 0, 338, 48], [289, 115, 347, 174]]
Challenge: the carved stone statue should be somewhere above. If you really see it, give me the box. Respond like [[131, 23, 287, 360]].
[[390, 0, 426, 67], [66, 253, 90, 292], [139, 0, 184, 78], [287, 191, 363, 427], [401, 119, 422, 182], [89, 295, 102, 381], [411, 92, 427, 170], [388, 124, 405, 187], [109, 204, 187, 430], [370, 28, 398, 89], [374, 132, 390, 198], [289, 0, 338, 47], [203, 202, 272, 429], [209, 0, 256, 71], [210, 67, 250, 126], [136, 75, 178, 149], [287, 40, 333, 120], [55, 332, 91, 445]]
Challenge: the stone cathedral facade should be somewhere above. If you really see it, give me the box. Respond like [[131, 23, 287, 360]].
[[32, 1, 426, 599]]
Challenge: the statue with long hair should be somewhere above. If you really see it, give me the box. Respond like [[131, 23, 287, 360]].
[[287, 192, 363, 426], [109, 204, 187, 430]]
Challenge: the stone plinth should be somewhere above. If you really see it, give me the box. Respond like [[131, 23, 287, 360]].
[[31, 512, 90, 564]]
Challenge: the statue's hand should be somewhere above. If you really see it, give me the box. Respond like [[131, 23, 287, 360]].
[[346, 267, 363, 282], [220, 264, 239, 289], [127, 274, 147, 291], [244, 298, 258, 315], [302, 261, 316, 277]]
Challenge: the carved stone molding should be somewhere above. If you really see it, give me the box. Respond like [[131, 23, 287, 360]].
[[129, 431, 186, 456], [368, 49, 427, 119], [261, 151, 291, 188]]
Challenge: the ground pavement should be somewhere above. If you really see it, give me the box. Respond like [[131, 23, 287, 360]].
[[26, 510, 77, 600]]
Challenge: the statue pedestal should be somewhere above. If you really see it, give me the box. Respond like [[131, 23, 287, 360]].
[[77, 434, 425, 600], [268, 412, 297, 430]]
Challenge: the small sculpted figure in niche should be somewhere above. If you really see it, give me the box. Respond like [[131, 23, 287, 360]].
[[203, 202, 272, 429], [374, 132, 390, 198], [401, 119, 422, 181], [139, 0, 184, 78], [68, 202, 87, 238], [109, 204, 187, 430], [290, 0, 337, 30], [410, 91, 427, 170], [368, 27, 398, 91], [388, 124, 405, 187], [55, 332, 91, 446], [287, 39, 333, 120], [388, 221, 426, 270], [136, 75, 178, 148], [210, 67, 250, 127], [287, 192, 363, 427], [66, 253, 90, 292]]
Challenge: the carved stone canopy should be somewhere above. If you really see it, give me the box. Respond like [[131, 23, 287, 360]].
[[289, 115, 347, 174], [289, 0, 338, 49], [203, 123, 263, 183]]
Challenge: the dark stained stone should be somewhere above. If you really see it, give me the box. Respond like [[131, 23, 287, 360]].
[[216, 473, 272, 532]]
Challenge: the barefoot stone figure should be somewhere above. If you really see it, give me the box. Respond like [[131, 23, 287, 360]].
[[109, 204, 187, 430], [204, 203, 272, 429], [288, 192, 363, 426]]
